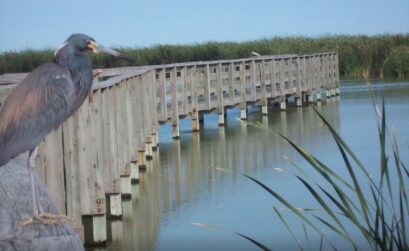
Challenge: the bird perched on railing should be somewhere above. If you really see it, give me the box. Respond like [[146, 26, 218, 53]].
[[0, 33, 130, 224]]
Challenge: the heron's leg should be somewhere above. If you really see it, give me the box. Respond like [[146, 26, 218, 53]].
[[20, 147, 73, 226], [27, 147, 41, 216]]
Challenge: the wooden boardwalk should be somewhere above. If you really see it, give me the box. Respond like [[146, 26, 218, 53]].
[[0, 52, 339, 244]]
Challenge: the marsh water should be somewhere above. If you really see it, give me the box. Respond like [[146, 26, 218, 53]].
[[91, 80, 409, 251]]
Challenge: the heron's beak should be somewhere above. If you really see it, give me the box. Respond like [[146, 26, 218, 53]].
[[88, 41, 133, 62]]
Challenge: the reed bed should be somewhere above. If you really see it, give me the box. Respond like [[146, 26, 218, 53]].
[[1, 34, 408, 78]]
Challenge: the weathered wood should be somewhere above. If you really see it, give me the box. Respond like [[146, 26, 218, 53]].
[[239, 61, 247, 120], [216, 63, 225, 125], [204, 65, 211, 110], [0, 155, 84, 251], [35, 127, 65, 214], [170, 68, 180, 139]]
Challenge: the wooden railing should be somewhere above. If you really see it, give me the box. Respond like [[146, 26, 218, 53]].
[[0, 52, 339, 244]]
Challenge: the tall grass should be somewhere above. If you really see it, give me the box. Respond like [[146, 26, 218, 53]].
[[1, 34, 409, 78], [240, 83, 409, 250]]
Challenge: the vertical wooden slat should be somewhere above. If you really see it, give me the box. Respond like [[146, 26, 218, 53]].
[[228, 63, 234, 106], [204, 64, 211, 110], [170, 67, 180, 139], [36, 127, 65, 214], [216, 63, 224, 125], [250, 60, 257, 101]]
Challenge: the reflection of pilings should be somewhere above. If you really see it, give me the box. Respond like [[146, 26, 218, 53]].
[[173, 139, 182, 206], [219, 127, 227, 173], [241, 121, 249, 173]]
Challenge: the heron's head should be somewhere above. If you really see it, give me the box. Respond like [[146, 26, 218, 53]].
[[55, 33, 132, 61]]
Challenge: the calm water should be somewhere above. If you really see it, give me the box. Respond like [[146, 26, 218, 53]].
[[93, 80, 409, 251]]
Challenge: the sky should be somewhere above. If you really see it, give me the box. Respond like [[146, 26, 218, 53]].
[[0, 0, 408, 52]]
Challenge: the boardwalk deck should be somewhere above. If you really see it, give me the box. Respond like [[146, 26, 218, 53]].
[[0, 52, 339, 245]]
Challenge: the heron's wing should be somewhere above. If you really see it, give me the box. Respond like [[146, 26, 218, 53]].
[[0, 62, 74, 163]]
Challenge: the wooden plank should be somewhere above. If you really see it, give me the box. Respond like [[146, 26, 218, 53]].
[[260, 60, 267, 105], [216, 63, 224, 114], [107, 86, 121, 194], [62, 113, 81, 223], [216, 63, 225, 125], [181, 67, 188, 115], [204, 64, 211, 110], [36, 126, 65, 214], [158, 68, 167, 122], [250, 60, 257, 101], [170, 67, 180, 139]]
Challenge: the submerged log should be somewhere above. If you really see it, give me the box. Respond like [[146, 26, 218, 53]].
[[0, 155, 84, 251]]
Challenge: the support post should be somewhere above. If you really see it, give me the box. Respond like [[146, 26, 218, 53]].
[[130, 161, 139, 183], [145, 136, 153, 160], [308, 94, 314, 104], [138, 149, 146, 170], [316, 92, 322, 102], [326, 90, 331, 99], [261, 104, 268, 115], [218, 112, 225, 126], [172, 120, 180, 139], [192, 108, 200, 132], [171, 67, 180, 139], [120, 163, 131, 198], [240, 108, 247, 120], [106, 193, 122, 217], [295, 97, 302, 107], [280, 99, 286, 110]]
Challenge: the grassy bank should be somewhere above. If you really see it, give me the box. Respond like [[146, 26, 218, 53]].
[[1, 34, 408, 78]]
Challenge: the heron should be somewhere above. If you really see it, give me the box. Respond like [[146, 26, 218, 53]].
[[0, 33, 129, 224]]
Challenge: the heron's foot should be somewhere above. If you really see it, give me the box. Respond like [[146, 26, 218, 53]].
[[19, 213, 74, 226]]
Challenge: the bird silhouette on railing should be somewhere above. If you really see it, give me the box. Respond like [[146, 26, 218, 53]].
[[0, 34, 131, 225]]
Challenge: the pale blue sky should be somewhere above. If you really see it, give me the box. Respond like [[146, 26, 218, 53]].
[[0, 0, 408, 52]]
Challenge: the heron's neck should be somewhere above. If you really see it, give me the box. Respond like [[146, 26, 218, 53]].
[[54, 46, 92, 91]]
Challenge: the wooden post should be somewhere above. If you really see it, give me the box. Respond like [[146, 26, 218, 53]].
[[316, 92, 322, 102], [158, 68, 167, 121], [239, 61, 247, 120], [136, 74, 147, 169], [326, 90, 331, 99], [77, 100, 106, 244], [216, 63, 225, 126], [334, 53, 340, 95], [260, 60, 268, 116], [308, 93, 314, 104], [115, 84, 131, 198], [171, 67, 180, 139], [204, 64, 211, 110], [280, 99, 286, 110], [105, 86, 122, 217], [295, 97, 302, 107], [191, 65, 200, 132], [36, 126, 65, 214], [250, 60, 256, 101], [228, 63, 235, 106]]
